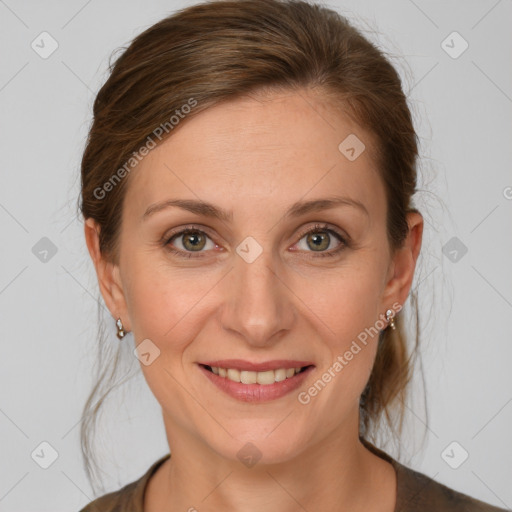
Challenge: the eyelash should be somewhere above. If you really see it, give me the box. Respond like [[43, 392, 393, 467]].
[[163, 223, 348, 259]]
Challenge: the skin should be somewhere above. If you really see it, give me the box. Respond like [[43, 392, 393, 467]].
[[85, 88, 423, 512]]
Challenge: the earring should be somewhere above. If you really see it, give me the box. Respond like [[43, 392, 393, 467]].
[[116, 318, 126, 339], [385, 309, 396, 330]]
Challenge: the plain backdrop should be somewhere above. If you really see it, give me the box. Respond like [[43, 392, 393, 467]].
[[0, 0, 511, 510]]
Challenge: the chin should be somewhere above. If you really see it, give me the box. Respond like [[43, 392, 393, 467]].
[[203, 418, 311, 467]]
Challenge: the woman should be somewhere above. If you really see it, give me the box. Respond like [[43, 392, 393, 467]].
[[78, 0, 507, 510]]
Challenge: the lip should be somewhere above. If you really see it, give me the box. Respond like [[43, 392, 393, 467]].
[[198, 362, 315, 403], [199, 359, 314, 372]]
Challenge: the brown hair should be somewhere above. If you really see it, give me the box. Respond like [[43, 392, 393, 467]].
[[79, 0, 422, 493]]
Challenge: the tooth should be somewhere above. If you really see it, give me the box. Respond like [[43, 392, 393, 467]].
[[274, 368, 287, 382], [212, 366, 304, 384], [240, 370, 257, 384], [227, 368, 241, 382], [256, 370, 275, 385]]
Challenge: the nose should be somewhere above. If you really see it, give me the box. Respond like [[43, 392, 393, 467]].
[[219, 248, 296, 347]]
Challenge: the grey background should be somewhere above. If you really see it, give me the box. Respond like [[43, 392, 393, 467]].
[[0, 0, 511, 510]]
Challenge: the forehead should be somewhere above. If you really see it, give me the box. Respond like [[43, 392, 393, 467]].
[[124, 90, 385, 219]]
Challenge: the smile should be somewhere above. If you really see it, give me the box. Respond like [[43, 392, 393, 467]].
[[207, 365, 305, 385], [198, 360, 315, 402]]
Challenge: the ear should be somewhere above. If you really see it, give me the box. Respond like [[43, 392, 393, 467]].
[[380, 211, 423, 311], [84, 218, 131, 331]]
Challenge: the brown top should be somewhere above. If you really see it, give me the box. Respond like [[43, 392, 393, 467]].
[[78, 440, 508, 511]]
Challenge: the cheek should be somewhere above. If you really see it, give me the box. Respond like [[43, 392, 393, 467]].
[[122, 245, 211, 339], [298, 258, 387, 405], [121, 261, 219, 428], [307, 262, 387, 349], [121, 254, 228, 403]]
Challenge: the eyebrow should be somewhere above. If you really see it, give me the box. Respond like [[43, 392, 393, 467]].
[[142, 195, 369, 222]]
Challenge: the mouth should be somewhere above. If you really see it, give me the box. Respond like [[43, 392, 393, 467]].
[[200, 364, 311, 384], [197, 360, 315, 402]]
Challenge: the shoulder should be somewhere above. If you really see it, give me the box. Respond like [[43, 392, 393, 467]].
[[78, 480, 139, 512], [360, 437, 508, 512], [393, 459, 509, 512], [78, 454, 171, 512]]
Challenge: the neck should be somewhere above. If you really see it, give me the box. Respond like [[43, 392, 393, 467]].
[[145, 418, 397, 512]]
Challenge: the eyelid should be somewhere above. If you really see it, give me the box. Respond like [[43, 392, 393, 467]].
[[163, 223, 217, 243], [294, 222, 349, 245]]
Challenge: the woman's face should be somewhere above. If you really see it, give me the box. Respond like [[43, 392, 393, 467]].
[[87, 89, 421, 464]]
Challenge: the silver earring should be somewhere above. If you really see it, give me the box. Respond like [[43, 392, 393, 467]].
[[385, 309, 396, 330], [116, 318, 126, 339]]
